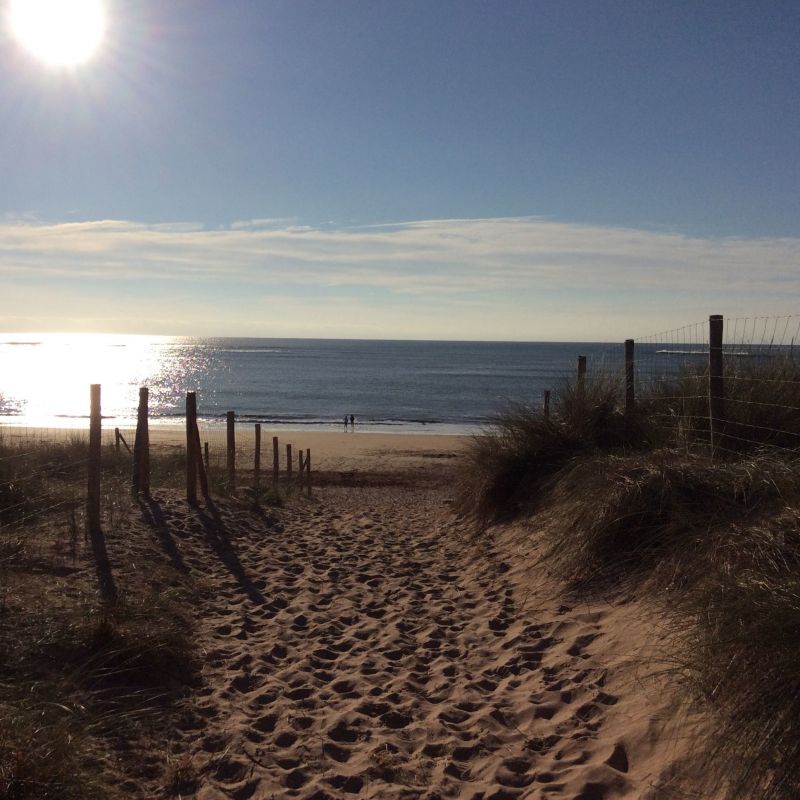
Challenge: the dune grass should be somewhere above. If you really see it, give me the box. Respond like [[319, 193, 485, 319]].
[[458, 363, 800, 800], [671, 511, 800, 800], [457, 374, 649, 528], [0, 432, 202, 800], [1, 589, 197, 800]]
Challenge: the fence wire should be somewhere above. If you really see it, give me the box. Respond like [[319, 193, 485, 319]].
[[628, 315, 800, 455]]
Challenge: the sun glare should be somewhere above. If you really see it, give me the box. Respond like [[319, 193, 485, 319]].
[[8, 0, 106, 67]]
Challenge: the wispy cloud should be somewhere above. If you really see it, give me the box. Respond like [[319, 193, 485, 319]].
[[1, 216, 798, 338], [2, 215, 798, 293]]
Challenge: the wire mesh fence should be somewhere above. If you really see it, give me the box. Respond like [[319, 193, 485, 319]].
[[715, 315, 800, 457], [625, 315, 800, 456], [527, 313, 800, 459]]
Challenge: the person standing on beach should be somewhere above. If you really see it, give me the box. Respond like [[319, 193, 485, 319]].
[[343, 415, 348, 432], [349, 414, 355, 431]]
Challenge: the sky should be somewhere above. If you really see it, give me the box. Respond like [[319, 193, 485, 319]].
[[1, 0, 799, 341]]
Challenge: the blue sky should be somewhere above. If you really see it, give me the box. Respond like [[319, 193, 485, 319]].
[[2, 1, 799, 339]]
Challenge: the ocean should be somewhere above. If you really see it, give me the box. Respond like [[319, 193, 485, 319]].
[[0, 335, 628, 434]]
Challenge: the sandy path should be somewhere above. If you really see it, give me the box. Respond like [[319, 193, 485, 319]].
[[158, 486, 626, 800]]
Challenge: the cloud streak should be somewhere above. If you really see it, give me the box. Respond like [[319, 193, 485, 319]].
[[2, 215, 799, 294], [1, 215, 798, 338]]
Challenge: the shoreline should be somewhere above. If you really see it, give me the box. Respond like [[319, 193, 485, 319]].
[[0, 424, 471, 472], [0, 417, 482, 437]]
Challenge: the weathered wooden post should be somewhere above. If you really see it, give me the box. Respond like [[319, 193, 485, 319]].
[[272, 436, 279, 487], [132, 387, 150, 495], [709, 314, 725, 455], [286, 443, 293, 482], [226, 411, 236, 490], [543, 390, 551, 419], [297, 450, 305, 489], [624, 339, 635, 417], [114, 427, 120, 452], [204, 441, 209, 470], [254, 423, 261, 491], [577, 355, 587, 388], [191, 414, 209, 501], [186, 392, 198, 504], [306, 448, 312, 498], [87, 384, 116, 603], [88, 384, 102, 536]]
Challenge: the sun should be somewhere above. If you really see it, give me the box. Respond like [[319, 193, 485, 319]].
[[8, 0, 107, 67]]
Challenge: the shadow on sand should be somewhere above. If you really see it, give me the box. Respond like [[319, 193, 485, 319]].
[[88, 524, 118, 605], [191, 499, 266, 605], [138, 495, 190, 574]]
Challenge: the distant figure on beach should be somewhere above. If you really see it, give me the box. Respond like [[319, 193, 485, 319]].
[[349, 414, 355, 431], [343, 415, 348, 431]]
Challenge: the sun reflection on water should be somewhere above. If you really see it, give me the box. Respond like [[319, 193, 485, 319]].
[[0, 333, 211, 427]]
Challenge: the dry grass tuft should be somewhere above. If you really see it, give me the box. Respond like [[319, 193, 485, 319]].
[[0, 702, 100, 800], [457, 374, 647, 528]]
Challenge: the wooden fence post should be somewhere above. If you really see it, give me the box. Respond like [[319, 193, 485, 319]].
[[272, 436, 279, 487], [192, 415, 210, 501], [543, 390, 551, 419], [298, 450, 305, 489], [204, 441, 209, 470], [306, 448, 312, 498], [87, 384, 116, 603], [254, 423, 261, 491], [186, 392, 198, 504], [577, 355, 587, 391], [88, 384, 102, 536], [709, 314, 725, 455], [132, 387, 150, 495], [624, 339, 635, 417], [286, 443, 293, 482], [114, 428, 120, 452], [226, 411, 236, 490]]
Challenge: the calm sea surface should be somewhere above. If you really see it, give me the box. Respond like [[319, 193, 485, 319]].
[[0, 335, 627, 433]]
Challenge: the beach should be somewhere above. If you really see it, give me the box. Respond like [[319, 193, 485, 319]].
[[1, 425, 710, 799], [0, 424, 471, 476]]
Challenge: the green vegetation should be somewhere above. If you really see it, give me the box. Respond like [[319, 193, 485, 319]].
[[458, 359, 800, 800]]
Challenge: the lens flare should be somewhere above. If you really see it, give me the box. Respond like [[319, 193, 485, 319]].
[[8, 0, 107, 67]]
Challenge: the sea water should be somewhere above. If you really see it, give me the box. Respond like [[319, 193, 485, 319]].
[[0, 335, 627, 433]]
